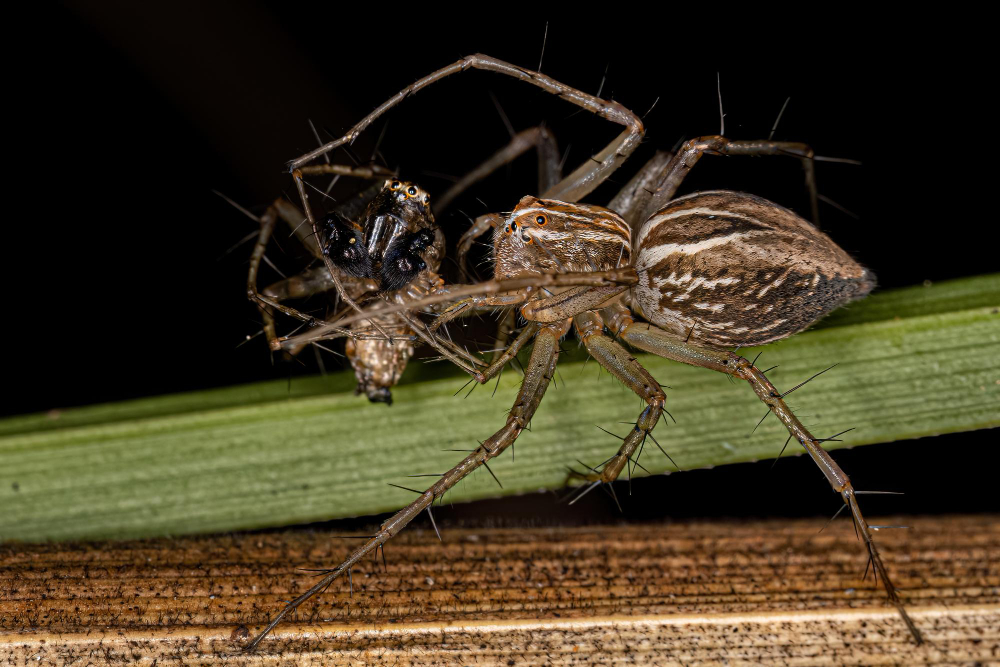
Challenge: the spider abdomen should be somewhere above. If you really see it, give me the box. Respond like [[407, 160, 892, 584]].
[[633, 191, 874, 348]]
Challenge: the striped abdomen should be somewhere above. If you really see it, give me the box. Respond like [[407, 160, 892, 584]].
[[633, 191, 874, 348]]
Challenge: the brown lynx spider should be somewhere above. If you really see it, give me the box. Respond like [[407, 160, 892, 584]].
[[244, 54, 922, 651]]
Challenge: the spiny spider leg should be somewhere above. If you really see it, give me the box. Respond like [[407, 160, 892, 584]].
[[296, 163, 395, 179], [572, 310, 666, 484], [288, 54, 644, 202], [608, 151, 674, 230], [396, 311, 486, 379], [288, 55, 643, 332], [291, 172, 393, 342], [599, 301, 923, 643], [456, 212, 504, 279], [267, 279, 487, 377], [440, 125, 560, 215], [261, 129, 560, 375], [479, 321, 541, 378], [448, 133, 832, 292], [246, 198, 388, 348], [244, 323, 565, 652], [284, 268, 637, 343], [246, 202, 282, 347], [451, 126, 561, 277], [641, 136, 822, 224], [489, 309, 520, 366]]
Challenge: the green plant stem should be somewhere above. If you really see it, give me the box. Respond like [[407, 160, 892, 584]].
[[1, 275, 997, 542]]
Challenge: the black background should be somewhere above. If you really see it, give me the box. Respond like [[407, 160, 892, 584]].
[[6, 5, 996, 523]]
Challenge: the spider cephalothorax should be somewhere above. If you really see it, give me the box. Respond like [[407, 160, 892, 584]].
[[321, 179, 444, 292], [495, 196, 632, 279]]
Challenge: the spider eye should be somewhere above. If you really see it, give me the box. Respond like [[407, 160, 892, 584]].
[[390, 180, 400, 190], [407, 186, 417, 196], [423, 194, 430, 204], [535, 215, 547, 225], [511, 221, 517, 231]]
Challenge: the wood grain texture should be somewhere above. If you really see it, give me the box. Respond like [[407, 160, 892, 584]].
[[2, 514, 998, 664]]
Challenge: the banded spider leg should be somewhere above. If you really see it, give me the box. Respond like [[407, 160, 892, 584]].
[[243, 320, 563, 652]]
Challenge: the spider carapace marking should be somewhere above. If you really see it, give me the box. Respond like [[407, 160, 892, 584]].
[[496, 196, 632, 278]]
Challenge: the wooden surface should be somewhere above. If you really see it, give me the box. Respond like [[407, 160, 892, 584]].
[[2, 515, 998, 665]]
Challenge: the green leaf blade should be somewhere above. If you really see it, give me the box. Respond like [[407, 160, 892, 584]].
[[1, 275, 997, 542]]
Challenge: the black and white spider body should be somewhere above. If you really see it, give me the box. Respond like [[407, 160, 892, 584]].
[[321, 179, 442, 293], [246, 176, 452, 404]]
